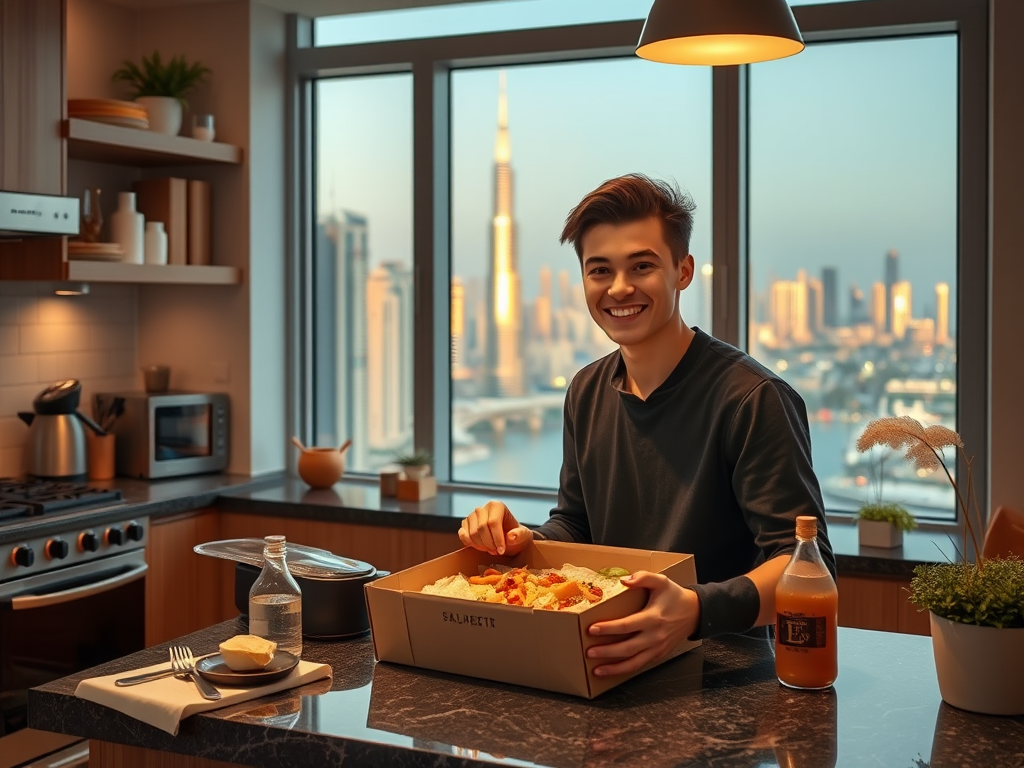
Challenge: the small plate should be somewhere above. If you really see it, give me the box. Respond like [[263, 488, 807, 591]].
[[195, 651, 299, 687]]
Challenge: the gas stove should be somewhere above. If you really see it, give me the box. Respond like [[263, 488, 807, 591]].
[[0, 478, 123, 522]]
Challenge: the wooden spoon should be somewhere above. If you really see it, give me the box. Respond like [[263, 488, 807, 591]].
[[339, 439, 353, 455], [291, 436, 308, 453]]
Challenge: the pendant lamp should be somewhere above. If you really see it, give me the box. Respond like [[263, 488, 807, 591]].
[[636, 0, 805, 66]]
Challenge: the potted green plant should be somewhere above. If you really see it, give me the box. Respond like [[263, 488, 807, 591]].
[[855, 502, 917, 549], [857, 415, 1024, 715], [111, 51, 211, 136], [393, 448, 433, 480]]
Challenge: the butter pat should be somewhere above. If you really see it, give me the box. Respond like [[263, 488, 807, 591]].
[[218, 634, 277, 671]]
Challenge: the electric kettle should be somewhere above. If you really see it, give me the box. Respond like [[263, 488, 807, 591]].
[[18, 379, 105, 480]]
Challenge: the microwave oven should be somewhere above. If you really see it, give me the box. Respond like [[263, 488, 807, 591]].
[[95, 392, 229, 479]]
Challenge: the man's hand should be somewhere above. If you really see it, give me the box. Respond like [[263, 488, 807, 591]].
[[585, 571, 700, 677], [458, 500, 533, 557]]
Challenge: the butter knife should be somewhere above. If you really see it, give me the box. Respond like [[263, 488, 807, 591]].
[[114, 667, 177, 686]]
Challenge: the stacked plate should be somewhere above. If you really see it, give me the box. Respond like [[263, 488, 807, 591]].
[[68, 99, 149, 130], [68, 241, 124, 262]]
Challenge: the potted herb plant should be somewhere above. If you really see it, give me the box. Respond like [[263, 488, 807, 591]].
[[855, 502, 917, 549], [111, 51, 211, 136], [858, 415, 1024, 715], [393, 448, 433, 480]]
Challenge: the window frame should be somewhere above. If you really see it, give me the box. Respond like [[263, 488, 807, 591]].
[[286, 0, 988, 530]]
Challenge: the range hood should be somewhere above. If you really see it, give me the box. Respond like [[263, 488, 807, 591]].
[[0, 191, 79, 238]]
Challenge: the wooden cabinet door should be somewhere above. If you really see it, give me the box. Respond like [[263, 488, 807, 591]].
[[0, 0, 65, 195], [0, 0, 68, 281], [145, 508, 234, 647]]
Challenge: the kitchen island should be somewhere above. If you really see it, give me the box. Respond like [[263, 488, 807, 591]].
[[28, 619, 1024, 768]]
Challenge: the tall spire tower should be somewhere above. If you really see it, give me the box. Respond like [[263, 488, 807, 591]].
[[486, 70, 524, 396]]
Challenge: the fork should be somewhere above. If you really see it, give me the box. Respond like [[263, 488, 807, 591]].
[[171, 645, 221, 701]]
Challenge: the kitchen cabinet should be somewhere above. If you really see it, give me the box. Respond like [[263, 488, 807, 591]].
[[837, 574, 931, 635], [145, 508, 234, 647], [0, 0, 68, 281]]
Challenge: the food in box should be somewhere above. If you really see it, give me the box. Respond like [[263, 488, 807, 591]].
[[364, 540, 700, 698]]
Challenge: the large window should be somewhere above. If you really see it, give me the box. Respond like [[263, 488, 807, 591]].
[[313, 74, 414, 473], [450, 60, 711, 489], [297, 0, 986, 526], [748, 35, 960, 521]]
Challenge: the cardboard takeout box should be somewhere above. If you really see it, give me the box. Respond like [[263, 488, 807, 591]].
[[364, 541, 701, 698]]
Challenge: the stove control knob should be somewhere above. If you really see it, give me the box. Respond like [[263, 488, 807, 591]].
[[125, 522, 145, 542], [79, 531, 100, 552], [11, 545, 34, 568], [105, 526, 125, 546], [46, 539, 70, 560]]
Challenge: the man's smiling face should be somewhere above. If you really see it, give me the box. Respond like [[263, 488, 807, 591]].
[[580, 216, 694, 352]]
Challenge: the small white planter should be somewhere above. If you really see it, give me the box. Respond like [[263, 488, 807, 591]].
[[857, 519, 903, 548], [930, 612, 1024, 715], [137, 96, 182, 136], [401, 464, 431, 480]]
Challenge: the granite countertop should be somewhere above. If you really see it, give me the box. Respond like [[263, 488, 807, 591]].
[[0, 471, 957, 573], [217, 478, 961, 576], [29, 619, 1024, 768]]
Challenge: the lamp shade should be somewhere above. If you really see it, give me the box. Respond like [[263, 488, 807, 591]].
[[636, 0, 804, 66]]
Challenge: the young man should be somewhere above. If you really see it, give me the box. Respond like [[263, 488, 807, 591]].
[[459, 173, 834, 678]]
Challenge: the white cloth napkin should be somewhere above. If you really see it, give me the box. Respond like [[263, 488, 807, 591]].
[[75, 658, 332, 736]]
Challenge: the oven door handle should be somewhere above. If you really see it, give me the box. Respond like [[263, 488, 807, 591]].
[[10, 562, 148, 610]]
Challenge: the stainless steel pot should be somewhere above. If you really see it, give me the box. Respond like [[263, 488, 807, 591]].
[[195, 539, 389, 639], [17, 379, 106, 480]]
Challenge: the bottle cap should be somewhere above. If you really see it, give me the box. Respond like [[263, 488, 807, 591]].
[[795, 515, 817, 540]]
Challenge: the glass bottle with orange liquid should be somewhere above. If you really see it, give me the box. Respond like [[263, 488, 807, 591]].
[[775, 515, 838, 689]]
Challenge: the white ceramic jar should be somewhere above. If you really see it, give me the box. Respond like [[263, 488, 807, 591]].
[[144, 221, 168, 265], [110, 192, 144, 264]]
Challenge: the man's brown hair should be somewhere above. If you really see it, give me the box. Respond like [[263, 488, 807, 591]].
[[559, 173, 696, 264]]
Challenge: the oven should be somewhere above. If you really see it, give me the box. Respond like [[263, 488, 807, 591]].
[[0, 481, 147, 768]]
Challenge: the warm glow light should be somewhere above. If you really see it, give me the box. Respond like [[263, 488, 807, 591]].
[[637, 34, 803, 67], [495, 272, 510, 323], [552, 375, 567, 388], [701, 263, 713, 277], [776, 359, 788, 372], [54, 283, 90, 296]]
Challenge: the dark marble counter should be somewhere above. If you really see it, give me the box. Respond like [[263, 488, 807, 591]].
[[29, 619, 1024, 768], [0, 473, 282, 545], [218, 477, 960, 576]]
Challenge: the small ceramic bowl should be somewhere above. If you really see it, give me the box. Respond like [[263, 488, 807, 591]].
[[297, 448, 345, 488]]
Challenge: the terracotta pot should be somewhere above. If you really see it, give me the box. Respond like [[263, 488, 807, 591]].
[[297, 448, 345, 488], [929, 612, 1024, 715], [857, 519, 903, 548]]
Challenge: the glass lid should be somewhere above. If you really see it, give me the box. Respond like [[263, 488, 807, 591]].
[[194, 538, 375, 579]]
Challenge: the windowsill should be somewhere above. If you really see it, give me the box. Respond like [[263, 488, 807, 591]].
[[216, 475, 958, 578]]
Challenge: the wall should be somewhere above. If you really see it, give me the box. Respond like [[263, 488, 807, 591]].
[[989, 0, 1024, 515], [0, 282, 137, 477]]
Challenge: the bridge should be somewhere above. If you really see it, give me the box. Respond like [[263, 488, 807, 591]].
[[452, 393, 567, 438]]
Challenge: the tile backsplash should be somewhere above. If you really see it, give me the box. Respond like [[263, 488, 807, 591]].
[[0, 282, 138, 478]]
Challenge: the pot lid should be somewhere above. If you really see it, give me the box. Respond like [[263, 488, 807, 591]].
[[194, 538, 375, 579]]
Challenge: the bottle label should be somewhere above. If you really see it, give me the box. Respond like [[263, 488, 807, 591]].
[[777, 614, 828, 648]]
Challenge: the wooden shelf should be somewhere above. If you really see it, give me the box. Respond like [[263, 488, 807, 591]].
[[67, 261, 241, 285], [66, 118, 243, 166]]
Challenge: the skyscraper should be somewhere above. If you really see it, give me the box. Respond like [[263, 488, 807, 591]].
[[317, 211, 368, 466], [451, 276, 468, 379], [822, 267, 838, 328], [936, 282, 950, 345], [892, 280, 912, 340], [849, 282, 866, 325], [485, 71, 525, 397], [534, 265, 553, 341], [871, 282, 887, 337], [367, 262, 413, 450], [884, 248, 899, 334]]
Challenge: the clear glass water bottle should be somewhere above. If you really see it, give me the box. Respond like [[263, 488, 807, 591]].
[[248, 535, 303, 657]]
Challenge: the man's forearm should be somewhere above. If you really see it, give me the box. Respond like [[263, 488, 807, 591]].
[[748, 553, 792, 627]]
